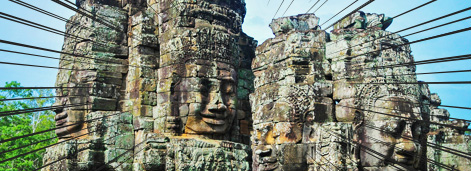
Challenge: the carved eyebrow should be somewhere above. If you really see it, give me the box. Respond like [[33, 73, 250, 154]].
[[221, 76, 235, 82]]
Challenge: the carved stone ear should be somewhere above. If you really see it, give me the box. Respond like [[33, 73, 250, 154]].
[[230, 68, 237, 80], [352, 110, 364, 164], [353, 111, 364, 130]]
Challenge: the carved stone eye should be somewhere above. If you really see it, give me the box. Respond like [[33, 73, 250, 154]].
[[221, 81, 235, 94], [382, 120, 405, 136], [412, 122, 422, 138], [225, 84, 234, 94]]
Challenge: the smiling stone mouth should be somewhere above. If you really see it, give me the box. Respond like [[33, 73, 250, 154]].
[[200, 112, 227, 125], [396, 155, 414, 164], [55, 118, 67, 126], [202, 117, 226, 125], [258, 160, 278, 171]]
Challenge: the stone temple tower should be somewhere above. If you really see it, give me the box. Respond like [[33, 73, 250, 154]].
[[43, 0, 256, 170], [42, 1, 470, 171]]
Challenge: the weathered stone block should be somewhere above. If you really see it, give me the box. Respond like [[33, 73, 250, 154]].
[[336, 98, 357, 122], [137, 105, 153, 117], [133, 116, 154, 131], [333, 80, 356, 100], [90, 97, 117, 111], [154, 102, 170, 119], [313, 97, 334, 122], [140, 78, 157, 92], [326, 40, 349, 60], [105, 149, 134, 164], [303, 122, 353, 144], [270, 14, 320, 36], [334, 11, 367, 30], [114, 134, 135, 149], [278, 144, 307, 165]]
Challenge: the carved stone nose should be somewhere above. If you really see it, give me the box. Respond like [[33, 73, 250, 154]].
[[396, 142, 417, 154], [208, 103, 227, 113], [396, 125, 417, 153], [208, 92, 227, 112]]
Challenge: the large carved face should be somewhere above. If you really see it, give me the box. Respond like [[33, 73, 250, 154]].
[[183, 63, 237, 134], [252, 101, 305, 171], [355, 96, 422, 169], [253, 123, 279, 171], [54, 91, 88, 138], [55, 110, 82, 137]]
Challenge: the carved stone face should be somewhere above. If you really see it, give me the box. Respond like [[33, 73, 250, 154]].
[[252, 101, 304, 171], [253, 123, 279, 171], [54, 91, 88, 138], [54, 110, 77, 137], [356, 96, 422, 169], [184, 64, 237, 134]]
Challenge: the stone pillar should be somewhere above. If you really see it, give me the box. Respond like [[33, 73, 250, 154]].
[[250, 14, 353, 171], [327, 11, 428, 170], [426, 93, 471, 171], [133, 0, 256, 170], [43, 1, 132, 170]]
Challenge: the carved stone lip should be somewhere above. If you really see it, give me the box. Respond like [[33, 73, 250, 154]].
[[255, 149, 271, 155], [261, 156, 277, 163], [395, 155, 414, 164], [54, 119, 69, 136], [202, 117, 226, 125], [55, 118, 67, 126], [200, 112, 227, 119], [258, 162, 278, 171]]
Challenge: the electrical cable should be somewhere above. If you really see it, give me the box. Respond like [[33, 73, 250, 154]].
[[326, 7, 471, 56], [0, 111, 127, 145], [0, 95, 65, 102], [9, 0, 68, 22], [0, 121, 120, 156], [313, 0, 329, 14], [324, 0, 376, 30], [0, 103, 90, 117], [327, 12, 471, 57], [272, 0, 285, 19], [0, 39, 122, 65], [50, 0, 122, 33], [282, 0, 295, 17], [306, 0, 321, 14], [0, 48, 129, 70], [94, 140, 146, 171], [0, 87, 90, 90], [320, 0, 359, 27], [0, 61, 93, 71], [34, 126, 127, 171]]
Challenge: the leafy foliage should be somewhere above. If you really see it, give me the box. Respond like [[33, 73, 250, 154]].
[[0, 81, 57, 170]]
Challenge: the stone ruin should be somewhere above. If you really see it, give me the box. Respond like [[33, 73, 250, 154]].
[[42, 1, 470, 170]]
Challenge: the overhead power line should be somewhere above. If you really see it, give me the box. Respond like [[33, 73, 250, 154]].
[[0, 87, 91, 90], [313, 0, 330, 14], [324, 0, 376, 30], [306, 0, 321, 14], [0, 103, 90, 117], [0, 111, 126, 144], [282, 0, 295, 16], [320, 0, 359, 27], [273, 0, 286, 19]]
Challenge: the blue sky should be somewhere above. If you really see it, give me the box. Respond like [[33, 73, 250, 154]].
[[0, 0, 469, 121]]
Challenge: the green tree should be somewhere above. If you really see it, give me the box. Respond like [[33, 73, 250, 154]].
[[0, 81, 57, 170]]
